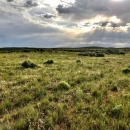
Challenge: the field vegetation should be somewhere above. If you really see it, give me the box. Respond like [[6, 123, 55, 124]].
[[0, 47, 130, 130]]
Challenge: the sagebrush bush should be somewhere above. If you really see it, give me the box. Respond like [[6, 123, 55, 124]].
[[56, 81, 70, 91], [76, 60, 81, 63], [96, 53, 105, 57], [105, 60, 110, 62], [122, 68, 130, 74], [22, 60, 37, 68], [44, 60, 54, 64]]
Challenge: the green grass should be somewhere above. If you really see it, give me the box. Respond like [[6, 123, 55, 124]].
[[0, 50, 130, 130]]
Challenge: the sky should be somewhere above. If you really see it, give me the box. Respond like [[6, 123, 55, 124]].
[[0, 0, 130, 48]]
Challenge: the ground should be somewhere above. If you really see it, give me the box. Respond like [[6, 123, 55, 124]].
[[0, 49, 130, 130]]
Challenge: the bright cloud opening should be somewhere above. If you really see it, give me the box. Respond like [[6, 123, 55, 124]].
[[110, 16, 121, 23]]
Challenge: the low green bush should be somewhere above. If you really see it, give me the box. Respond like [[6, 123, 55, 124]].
[[96, 53, 105, 57], [56, 81, 70, 91], [122, 68, 130, 74], [21, 60, 37, 68], [44, 60, 54, 64], [76, 60, 81, 63]]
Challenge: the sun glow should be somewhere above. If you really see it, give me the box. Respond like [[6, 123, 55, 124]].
[[44, 0, 75, 6], [110, 16, 121, 23]]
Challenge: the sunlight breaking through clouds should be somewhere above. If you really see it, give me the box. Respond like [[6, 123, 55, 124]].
[[0, 0, 130, 47]]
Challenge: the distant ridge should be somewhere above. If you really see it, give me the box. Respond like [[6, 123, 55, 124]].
[[0, 46, 130, 50]]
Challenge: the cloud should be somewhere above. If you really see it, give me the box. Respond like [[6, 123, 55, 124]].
[[24, 0, 38, 7], [56, 0, 130, 24], [56, 4, 77, 14], [7, 0, 13, 2], [42, 13, 56, 19], [0, 0, 129, 48]]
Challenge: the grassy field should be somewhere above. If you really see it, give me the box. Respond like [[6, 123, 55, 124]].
[[0, 50, 130, 130]]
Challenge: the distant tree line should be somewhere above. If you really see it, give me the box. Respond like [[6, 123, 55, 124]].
[[0, 47, 129, 55]]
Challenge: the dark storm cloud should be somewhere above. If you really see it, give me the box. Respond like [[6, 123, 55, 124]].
[[7, 0, 13, 2], [56, 5, 77, 14], [24, 0, 38, 7], [56, 0, 130, 24]]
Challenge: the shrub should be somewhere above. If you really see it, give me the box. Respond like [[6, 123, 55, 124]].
[[56, 81, 70, 91], [22, 60, 37, 68], [44, 60, 54, 64], [111, 86, 118, 92], [76, 76, 86, 84], [108, 104, 122, 118], [96, 53, 105, 57], [92, 90, 101, 98], [105, 60, 110, 62], [117, 61, 122, 64], [118, 52, 125, 55], [122, 68, 130, 74], [78, 53, 89, 56], [76, 60, 81, 63], [90, 53, 96, 57]]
